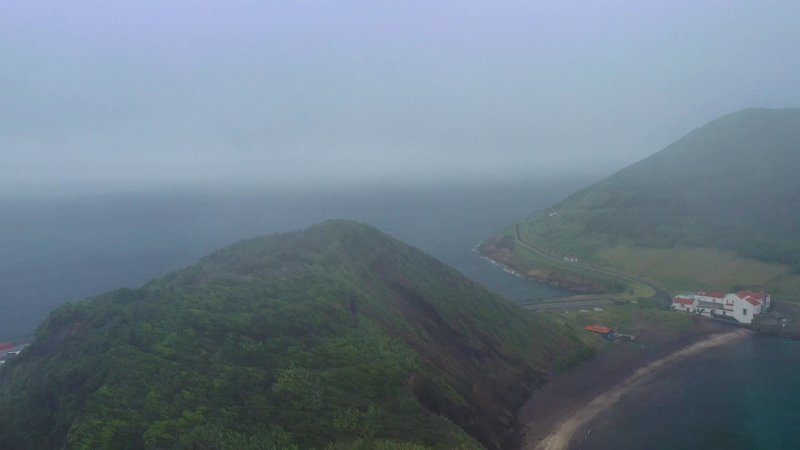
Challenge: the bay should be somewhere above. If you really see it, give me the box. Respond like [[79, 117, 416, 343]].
[[583, 336, 800, 450]]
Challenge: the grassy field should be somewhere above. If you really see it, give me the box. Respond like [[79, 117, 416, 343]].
[[495, 226, 658, 300], [594, 245, 800, 300], [629, 281, 656, 299], [518, 216, 619, 260], [595, 246, 786, 290], [513, 217, 800, 301], [507, 109, 800, 302], [492, 230, 634, 297], [549, 302, 694, 350]]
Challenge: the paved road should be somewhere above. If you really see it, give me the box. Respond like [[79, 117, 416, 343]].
[[513, 224, 671, 299], [525, 298, 613, 311]]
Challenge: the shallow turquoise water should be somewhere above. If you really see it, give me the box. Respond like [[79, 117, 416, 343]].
[[583, 336, 800, 449]]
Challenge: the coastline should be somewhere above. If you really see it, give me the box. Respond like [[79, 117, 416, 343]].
[[512, 319, 750, 450], [476, 239, 607, 294]]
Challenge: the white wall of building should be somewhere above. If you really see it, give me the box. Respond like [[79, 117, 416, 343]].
[[673, 291, 769, 325]]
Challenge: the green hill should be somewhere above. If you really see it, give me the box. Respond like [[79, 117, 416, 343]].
[[486, 108, 800, 298], [0, 220, 589, 450]]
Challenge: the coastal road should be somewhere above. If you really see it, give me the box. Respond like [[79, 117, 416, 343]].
[[513, 224, 671, 299], [524, 297, 613, 311]]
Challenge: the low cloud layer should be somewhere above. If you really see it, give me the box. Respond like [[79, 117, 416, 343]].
[[3, 1, 799, 190]]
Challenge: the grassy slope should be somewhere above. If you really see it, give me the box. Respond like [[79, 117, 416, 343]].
[[595, 246, 786, 290], [507, 108, 800, 299], [556, 302, 695, 352], [0, 220, 590, 450]]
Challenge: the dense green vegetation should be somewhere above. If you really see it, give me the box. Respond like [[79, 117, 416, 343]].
[[509, 108, 800, 295], [0, 220, 589, 449]]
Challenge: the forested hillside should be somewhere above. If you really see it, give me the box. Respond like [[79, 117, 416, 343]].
[[497, 108, 800, 295], [556, 108, 800, 264], [0, 220, 589, 450]]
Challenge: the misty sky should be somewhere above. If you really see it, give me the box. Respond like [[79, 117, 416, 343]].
[[2, 1, 799, 190]]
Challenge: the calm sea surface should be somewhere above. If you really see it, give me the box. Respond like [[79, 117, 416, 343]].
[[0, 180, 587, 339], [583, 336, 800, 450], [3, 180, 800, 448]]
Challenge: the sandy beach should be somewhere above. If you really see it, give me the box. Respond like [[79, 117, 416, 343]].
[[512, 318, 751, 450], [533, 329, 750, 450]]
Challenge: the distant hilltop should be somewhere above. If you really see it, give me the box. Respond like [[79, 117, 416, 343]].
[[0, 220, 589, 449], [485, 108, 800, 299]]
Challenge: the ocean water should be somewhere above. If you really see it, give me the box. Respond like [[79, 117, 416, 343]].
[[4, 181, 800, 448], [0, 179, 587, 339], [583, 336, 800, 450]]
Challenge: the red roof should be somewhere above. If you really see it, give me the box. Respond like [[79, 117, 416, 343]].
[[745, 297, 762, 306], [673, 296, 695, 305], [0, 343, 13, 351], [696, 290, 725, 299], [584, 324, 612, 334], [737, 290, 767, 301]]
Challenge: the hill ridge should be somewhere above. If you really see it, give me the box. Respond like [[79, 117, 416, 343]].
[[488, 107, 800, 298], [0, 220, 589, 449]]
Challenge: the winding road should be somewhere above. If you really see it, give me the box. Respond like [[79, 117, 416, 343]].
[[513, 224, 671, 299]]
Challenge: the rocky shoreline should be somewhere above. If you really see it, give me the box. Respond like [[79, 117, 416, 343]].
[[476, 239, 605, 294]]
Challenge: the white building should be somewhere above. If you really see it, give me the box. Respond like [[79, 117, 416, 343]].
[[672, 290, 770, 324]]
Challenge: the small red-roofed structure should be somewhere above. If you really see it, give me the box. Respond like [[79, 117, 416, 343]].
[[584, 324, 613, 335], [672, 296, 695, 305]]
